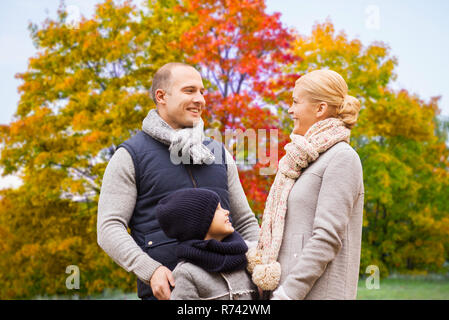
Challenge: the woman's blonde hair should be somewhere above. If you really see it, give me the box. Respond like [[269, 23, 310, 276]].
[[295, 69, 361, 129]]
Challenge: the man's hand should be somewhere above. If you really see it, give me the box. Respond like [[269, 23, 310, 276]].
[[150, 266, 175, 300]]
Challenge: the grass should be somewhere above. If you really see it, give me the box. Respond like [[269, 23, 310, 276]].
[[357, 274, 449, 300], [32, 275, 449, 300], [34, 289, 139, 300], [91, 277, 449, 299]]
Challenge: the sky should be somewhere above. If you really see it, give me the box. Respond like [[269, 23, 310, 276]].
[[1, 0, 449, 189], [265, 0, 449, 116]]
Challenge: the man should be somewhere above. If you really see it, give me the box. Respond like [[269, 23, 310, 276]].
[[97, 62, 260, 300]]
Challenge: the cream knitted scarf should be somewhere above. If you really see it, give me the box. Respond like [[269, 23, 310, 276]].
[[247, 117, 351, 290]]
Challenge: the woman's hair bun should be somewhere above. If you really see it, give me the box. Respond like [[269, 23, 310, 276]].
[[295, 70, 361, 129], [337, 95, 361, 129]]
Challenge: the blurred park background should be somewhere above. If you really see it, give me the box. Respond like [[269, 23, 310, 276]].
[[1, 0, 449, 299]]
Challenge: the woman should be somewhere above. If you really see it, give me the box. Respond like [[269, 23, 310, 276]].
[[247, 69, 364, 300]]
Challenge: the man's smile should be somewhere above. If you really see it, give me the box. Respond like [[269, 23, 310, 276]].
[[186, 107, 201, 115]]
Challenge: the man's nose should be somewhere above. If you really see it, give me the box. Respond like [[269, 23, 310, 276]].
[[193, 92, 206, 106]]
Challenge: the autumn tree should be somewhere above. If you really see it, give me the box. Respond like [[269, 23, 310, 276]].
[[2, 0, 448, 299], [284, 21, 449, 276], [0, 0, 191, 298], [176, 0, 298, 215], [0, 0, 296, 298]]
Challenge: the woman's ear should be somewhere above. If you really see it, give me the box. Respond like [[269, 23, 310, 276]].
[[316, 102, 329, 119]]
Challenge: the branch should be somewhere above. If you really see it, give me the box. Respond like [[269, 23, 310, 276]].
[[49, 161, 101, 194], [236, 73, 247, 95], [70, 167, 101, 194], [210, 70, 225, 97], [223, 46, 233, 97], [85, 61, 107, 91]]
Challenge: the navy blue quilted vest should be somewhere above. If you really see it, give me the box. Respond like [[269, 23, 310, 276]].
[[118, 130, 229, 299]]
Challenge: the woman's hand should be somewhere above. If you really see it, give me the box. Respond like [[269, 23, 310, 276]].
[[258, 287, 264, 299]]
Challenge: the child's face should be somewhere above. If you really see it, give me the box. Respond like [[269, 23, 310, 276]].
[[205, 203, 234, 241]]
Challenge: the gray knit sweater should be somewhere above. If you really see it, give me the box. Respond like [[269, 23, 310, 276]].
[[97, 140, 260, 286], [171, 261, 258, 300]]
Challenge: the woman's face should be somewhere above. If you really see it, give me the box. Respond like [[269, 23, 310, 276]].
[[288, 86, 320, 136]]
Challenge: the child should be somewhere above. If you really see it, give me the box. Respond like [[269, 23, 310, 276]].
[[156, 188, 258, 300]]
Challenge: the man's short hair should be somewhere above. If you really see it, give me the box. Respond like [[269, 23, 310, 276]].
[[150, 62, 195, 104]]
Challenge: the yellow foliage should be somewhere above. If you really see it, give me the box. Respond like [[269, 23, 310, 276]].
[[286, 19, 449, 276]]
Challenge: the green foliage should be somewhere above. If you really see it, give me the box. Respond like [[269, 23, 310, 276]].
[[285, 21, 449, 276], [1, 3, 448, 299], [0, 0, 190, 299]]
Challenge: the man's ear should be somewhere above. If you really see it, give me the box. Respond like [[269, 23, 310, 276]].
[[155, 88, 166, 105]]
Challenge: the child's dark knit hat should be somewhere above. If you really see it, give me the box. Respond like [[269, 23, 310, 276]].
[[156, 188, 221, 241]]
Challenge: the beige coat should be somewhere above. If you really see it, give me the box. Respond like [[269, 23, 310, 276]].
[[272, 141, 364, 300]]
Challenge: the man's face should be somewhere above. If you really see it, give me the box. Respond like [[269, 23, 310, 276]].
[[157, 66, 206, 129]]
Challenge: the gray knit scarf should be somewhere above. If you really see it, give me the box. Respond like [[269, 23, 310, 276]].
[[142, 109, 215, 165]]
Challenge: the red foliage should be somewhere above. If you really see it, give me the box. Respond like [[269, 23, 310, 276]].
[[175, 0, 300, 214]]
